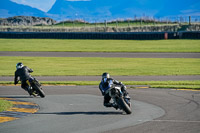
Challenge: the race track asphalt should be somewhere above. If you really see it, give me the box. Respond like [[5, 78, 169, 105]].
[[0, 51, 200, 132], [1, 51, 200, 58], [0, 85, 200, 133]]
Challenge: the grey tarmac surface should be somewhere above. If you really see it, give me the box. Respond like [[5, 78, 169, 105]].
[[0, 85, 200, 133], [1, 51, 200, 58]]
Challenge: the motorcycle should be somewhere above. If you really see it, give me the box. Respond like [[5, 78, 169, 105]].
[[26, 77, 45, 98], [106, 85, 132, 114]]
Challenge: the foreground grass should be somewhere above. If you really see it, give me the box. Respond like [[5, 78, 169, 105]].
[[0, 56, 200, 76], [0, 39, 200, 52], [1, 81, 200, 90], [0, 99, 13, 112]]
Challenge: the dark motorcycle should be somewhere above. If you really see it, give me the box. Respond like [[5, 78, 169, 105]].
[[106, 85, 132, 114], [26, 77, 45, 98]]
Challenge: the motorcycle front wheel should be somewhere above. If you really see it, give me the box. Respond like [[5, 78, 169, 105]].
[[32, 84, 45, 98], [117, 97, 132, 114]]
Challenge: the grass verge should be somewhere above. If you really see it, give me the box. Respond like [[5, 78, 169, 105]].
[[1, 80, 200, 90], [1, 57, 200, 76], [0, 39, 200, 52], [0, 99, 13, 112]]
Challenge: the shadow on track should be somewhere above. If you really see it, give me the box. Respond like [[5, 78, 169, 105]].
[[1, 96, 34, 99], [36, 111, 123, 115]]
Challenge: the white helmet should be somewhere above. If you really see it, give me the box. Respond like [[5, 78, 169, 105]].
[[16, 62, 24, 69]]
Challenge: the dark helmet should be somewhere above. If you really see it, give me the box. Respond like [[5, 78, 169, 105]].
[[16, 62, 24, 69], [102, 72, 110, 79]]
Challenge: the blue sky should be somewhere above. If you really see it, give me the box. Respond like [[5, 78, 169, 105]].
[[10, 0, 92, 11], [11, 0, 56, 12], [10, 0, 200, 16]]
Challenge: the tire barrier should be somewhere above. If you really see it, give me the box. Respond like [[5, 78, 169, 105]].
[[0, 31, 199, 40]]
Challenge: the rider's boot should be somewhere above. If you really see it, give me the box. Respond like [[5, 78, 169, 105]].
[[104, 102, 113, 107], [32, 92, 37, 97], [26, 87, 32, 96], [104, 102, 119, 110], [112, 104, 119, 110], [27, 87, 37, 97]]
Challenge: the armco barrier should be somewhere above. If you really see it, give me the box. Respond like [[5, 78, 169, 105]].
[[0, 32, 199, 40], [180, 31, 200, 39]]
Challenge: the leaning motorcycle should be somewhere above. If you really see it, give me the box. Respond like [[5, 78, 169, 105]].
[[26, 77, 45, 98], [106, 85, 132, 114]]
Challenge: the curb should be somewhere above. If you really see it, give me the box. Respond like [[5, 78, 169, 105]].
[[0, 98, 39, 123], [173, 89, 200, 91]]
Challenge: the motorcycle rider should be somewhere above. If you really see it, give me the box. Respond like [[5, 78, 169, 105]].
[[14, 62, 34, 96], [99, 72, 128, 109]]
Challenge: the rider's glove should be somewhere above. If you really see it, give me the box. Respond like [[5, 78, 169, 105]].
[[14, 80, 19, 85], [123, 85, 127, 89], [101, 91, 105, 96]]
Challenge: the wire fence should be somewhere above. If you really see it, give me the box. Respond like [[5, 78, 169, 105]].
[[0, 16, 200, 32], [55, 16, 200, 27]]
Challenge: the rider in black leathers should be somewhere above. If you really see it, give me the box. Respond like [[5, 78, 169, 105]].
[[14, 62, 34, 95], [99, 72, 128, 109]]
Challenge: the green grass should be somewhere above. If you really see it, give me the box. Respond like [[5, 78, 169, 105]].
[[54, 21, 174, 27], [0, 56, 200, 76], [0, 39, 200, 52], [1, 81, 200, 90], [0, 99, 13, 112], [0, 39, 199, 90], [40, 80, 200, 90]]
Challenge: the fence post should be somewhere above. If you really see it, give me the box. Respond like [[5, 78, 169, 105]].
[[104, 20, 107, 28], [164, 32, 168, 40], [73, 20, 75, 30], [95, 20, 97, 32], [104, 20, 107, 32], [128, 20, 130, 27], [189, 16, 191, 25]]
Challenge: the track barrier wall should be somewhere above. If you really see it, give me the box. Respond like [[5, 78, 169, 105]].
[[0, 32, 199, 40]]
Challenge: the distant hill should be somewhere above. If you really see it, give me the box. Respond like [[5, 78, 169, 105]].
[[47, 0, 164, 21], [0, 0, 47, 18], [48, 0, 200, 21]]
